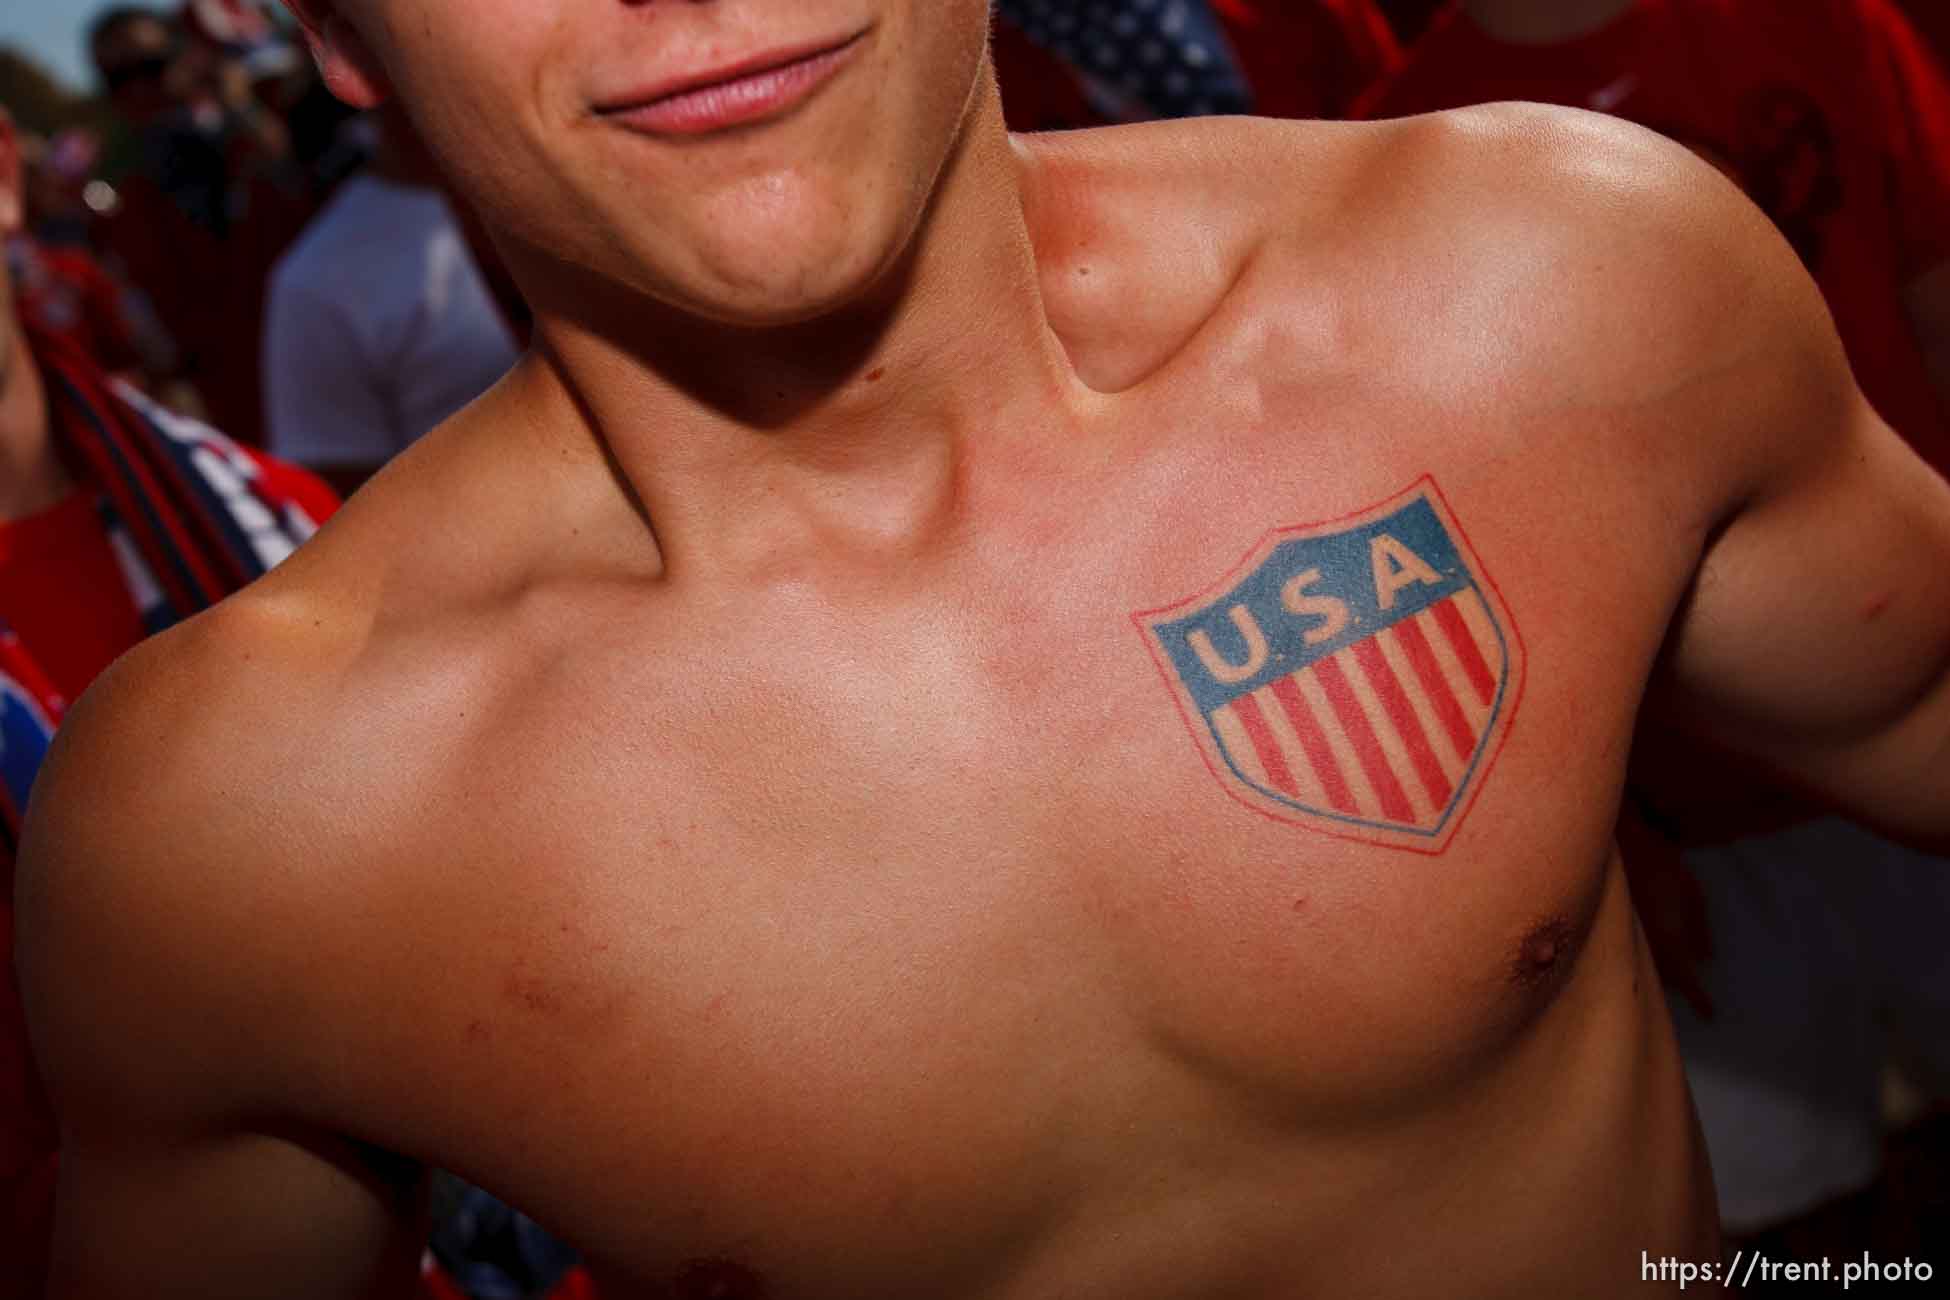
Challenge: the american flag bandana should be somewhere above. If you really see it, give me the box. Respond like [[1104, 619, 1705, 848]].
[[995, 0, 1255, 119]]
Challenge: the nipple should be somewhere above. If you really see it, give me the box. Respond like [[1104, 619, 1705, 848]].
[[1511, 916, 1576, 990]]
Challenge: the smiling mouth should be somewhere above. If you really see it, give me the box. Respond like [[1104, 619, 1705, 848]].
[[597, 31, 870, 137]]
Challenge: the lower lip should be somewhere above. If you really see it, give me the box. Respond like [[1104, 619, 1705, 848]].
[[604, 38, 863, 137]]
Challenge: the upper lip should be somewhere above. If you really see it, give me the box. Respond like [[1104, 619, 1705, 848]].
[[592, 28, 868, 114]]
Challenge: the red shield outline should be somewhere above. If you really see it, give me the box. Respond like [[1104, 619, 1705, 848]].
[[1131, 477, 1526, 855]]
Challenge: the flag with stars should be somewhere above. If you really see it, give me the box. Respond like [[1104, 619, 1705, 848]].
[[995, 0, 1256, 120]]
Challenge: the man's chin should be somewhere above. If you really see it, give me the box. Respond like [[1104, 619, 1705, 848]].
[[686, 294, 881, 333], [672, 253, 907, 332]]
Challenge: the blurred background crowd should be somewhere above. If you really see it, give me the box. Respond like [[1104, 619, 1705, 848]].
[[0, 1, 1946, 1295]]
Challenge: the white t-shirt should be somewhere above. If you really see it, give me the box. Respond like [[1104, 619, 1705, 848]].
[[263, 173, 518, 470]]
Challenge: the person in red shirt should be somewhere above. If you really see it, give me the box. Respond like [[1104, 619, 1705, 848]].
[[993, 0, 1403, 132], [1355, 0, 1950, 480]]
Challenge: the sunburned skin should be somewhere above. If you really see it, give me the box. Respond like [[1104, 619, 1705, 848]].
[[18, 106, 1728, 1290], [19, 3, 1950, 1289]]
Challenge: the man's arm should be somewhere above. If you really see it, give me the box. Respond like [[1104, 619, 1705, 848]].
[[1649, 182, 1950, 852], [14, 620, 427, 1298], [49, 1129, 427, 1299]]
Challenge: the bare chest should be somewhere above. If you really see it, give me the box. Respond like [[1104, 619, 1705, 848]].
[[324, 433, 1678, 1285]]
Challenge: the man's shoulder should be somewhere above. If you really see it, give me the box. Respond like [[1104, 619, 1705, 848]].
[[1027, 105, 1858, 522], [1255, 106, 1843, 438], [11, 396, 628, 1114], [1257, 104, 1797, 378], [13, 583, 369, 1120], [16, 573, 369, 934], [1024, 103, 1726, 244], [20, 395, 634, 881], [1027, 106, 1802, 401]]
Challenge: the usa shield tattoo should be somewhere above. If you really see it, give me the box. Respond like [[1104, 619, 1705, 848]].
[[1134, 479, 1525, 854]]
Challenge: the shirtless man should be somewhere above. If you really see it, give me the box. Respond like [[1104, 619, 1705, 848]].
[[16, 1, 1950, 1296]]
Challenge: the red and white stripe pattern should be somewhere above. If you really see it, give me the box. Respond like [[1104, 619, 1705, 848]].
[[1208, 590, 1504, 831]]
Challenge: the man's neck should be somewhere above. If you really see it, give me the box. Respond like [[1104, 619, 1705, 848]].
[[1462, 0, 1638, 44], [0, 317, 73, 524], [510, 86, 1099, 584]]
